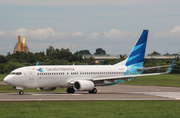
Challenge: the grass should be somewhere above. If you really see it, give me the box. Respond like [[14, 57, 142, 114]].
[[0, 101, 180, 118], [0, 74, 7, 81], [122, 74, 180, 87]]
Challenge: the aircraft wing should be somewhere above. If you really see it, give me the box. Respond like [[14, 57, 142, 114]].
[[138, 60, 176, 71], [93, 73, 160, 81], [93, 60, 176, 81]]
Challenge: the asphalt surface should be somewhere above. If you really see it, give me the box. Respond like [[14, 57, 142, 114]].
[[0, 81, 8, 85], [1, 82, 180, 101]]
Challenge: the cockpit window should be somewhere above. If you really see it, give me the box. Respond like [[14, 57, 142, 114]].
[[11, 72, 22, 75]]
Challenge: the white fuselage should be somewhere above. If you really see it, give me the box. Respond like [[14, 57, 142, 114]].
[[4, 65, 127, 88]]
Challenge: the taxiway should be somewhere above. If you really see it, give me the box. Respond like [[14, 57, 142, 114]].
[[1, 84, 180, 101]]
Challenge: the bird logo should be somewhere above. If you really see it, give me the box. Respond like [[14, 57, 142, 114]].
[[37, 68, 43, 73]]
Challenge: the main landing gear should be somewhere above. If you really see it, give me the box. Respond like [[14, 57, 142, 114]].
[[88, 88, 97, 94], [67, 87, 75, 93], [66, 87, 97, 94], [19, 90, 24, 95]]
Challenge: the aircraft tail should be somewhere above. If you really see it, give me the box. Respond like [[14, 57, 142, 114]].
[[115, 30, 148, 67]]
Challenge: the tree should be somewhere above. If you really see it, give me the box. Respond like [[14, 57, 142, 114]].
[[94, 48, 106, 55], [148, 51, 161, 56], [171, 53, 179, 56], [27, 52, 35, 63], [79, 50, 91, 55], [34, 51, 46, 62], [83, 56, 95, 65], [0, 55, 8, 63], [120, 54, 127, 59], [163, 53, 170, 56], [72, 51, 83, 62], [46, 46, 54, 56]]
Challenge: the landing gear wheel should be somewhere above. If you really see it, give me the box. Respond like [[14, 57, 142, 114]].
[[19, 90, 24, 95], [89, 88, 97, 94], [67, 87, 75, 93]]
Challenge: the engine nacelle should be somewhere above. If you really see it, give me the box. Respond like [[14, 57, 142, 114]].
[[73, 80, 94, 91], [37, 87, 56, 91]]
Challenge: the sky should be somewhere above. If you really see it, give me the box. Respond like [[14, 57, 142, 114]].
[[0, 0, 180, 56]]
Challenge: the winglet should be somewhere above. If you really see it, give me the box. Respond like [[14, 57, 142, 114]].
[[164, 60, 176, 74], [36, 62, 39, 66]]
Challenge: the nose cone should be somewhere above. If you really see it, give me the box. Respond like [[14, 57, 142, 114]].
[[4, 75, 13, 85]]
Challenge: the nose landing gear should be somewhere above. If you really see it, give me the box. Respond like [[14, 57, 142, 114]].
[[19, 90, 24, 95]]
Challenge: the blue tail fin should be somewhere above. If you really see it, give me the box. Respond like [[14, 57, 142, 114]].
[[125, 30, 148, 67]]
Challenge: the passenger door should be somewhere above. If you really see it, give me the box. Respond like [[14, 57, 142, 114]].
[[29, 70, 34, 80]]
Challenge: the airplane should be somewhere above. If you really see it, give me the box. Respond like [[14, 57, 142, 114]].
[[4, 30, 176, 95]]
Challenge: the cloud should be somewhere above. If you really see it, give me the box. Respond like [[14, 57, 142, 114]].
[[170, 26, 180, 33], [72, 31, 84, 36], [0, 0, 168, 7], [0, 27, 180, 55], [0, 31, 4, 35], [12, 27, 57, 40], [153, 26, 180, 39], [13, 28, 29, 36], [103, 28, 134, 40], [88, 33, 100, 39]]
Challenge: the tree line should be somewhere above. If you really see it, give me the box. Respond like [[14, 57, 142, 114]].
[[0, 46, 84, 74], [0, 46, 179, 74]]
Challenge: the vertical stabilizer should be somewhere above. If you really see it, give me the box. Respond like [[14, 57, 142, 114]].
[[126, 30, 148, 67], [115, 30, 148, 67]]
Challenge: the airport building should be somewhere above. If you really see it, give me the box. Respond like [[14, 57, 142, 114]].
[[13, 36, 30, 54]]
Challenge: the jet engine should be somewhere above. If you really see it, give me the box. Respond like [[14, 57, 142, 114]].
[[73, 80, 94, 91], [37, 87, 56, 91]]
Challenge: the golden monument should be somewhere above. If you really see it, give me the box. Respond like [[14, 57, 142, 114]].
[[13, 36, 29, 54]]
